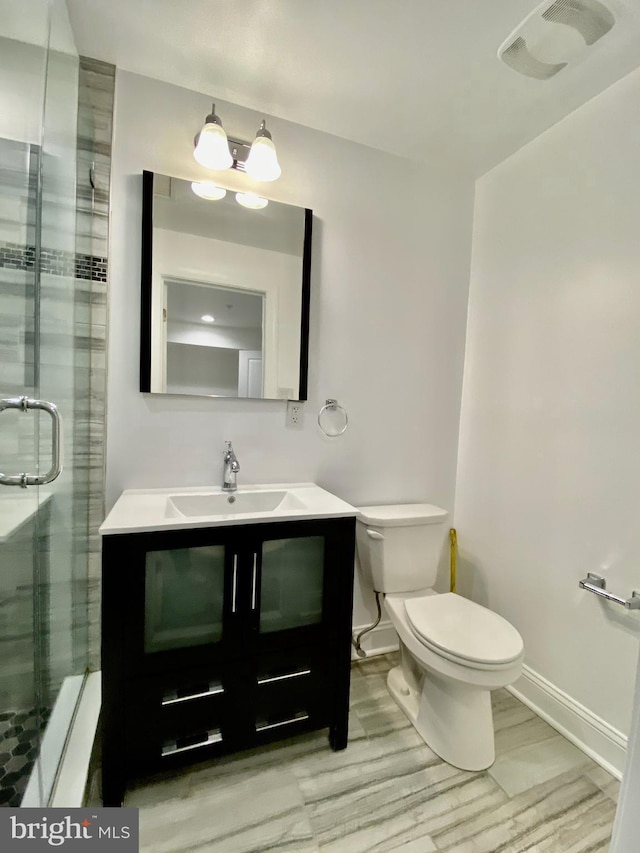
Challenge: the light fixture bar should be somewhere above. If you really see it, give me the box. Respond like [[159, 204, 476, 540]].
[[226, 137, 251, 172]]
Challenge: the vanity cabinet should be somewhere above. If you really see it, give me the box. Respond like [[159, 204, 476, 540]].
[[101, 516, 355, 806]]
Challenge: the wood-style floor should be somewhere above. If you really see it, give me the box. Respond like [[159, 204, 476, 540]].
[[97, 654, 619, 852]]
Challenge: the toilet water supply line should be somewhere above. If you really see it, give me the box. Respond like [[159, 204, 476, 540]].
[[351, 527, 459, 658], [352, 592, 382, 658]]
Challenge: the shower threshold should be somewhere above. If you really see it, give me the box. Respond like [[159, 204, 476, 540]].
[[21, 672, 100, 807]]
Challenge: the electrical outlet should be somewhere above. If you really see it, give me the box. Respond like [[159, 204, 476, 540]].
[[286, 400, 304, 429]]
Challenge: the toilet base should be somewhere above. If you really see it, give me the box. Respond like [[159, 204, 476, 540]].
[[387, 663, 496, 771]]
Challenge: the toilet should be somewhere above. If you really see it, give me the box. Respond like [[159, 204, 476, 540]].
[[355, 503, 524, 771]]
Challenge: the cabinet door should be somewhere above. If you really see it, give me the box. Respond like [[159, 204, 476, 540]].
[[144, 544, 227, 653], [258, 534, 325, 634]]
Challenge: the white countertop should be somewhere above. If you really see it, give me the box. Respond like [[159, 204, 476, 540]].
[[100, 483, 357, 536], [0, 490, 53, 543]]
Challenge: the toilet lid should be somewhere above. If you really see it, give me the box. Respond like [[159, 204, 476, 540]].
[[405, 593, 523, 666]]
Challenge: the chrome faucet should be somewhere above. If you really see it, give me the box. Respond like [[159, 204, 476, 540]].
[[222, 441, 240, 491]]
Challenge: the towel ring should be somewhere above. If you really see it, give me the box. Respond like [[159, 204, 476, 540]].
[[317, 399, 348, 437]]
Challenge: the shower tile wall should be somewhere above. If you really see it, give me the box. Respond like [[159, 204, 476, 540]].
[[74, 56, 114, 672]]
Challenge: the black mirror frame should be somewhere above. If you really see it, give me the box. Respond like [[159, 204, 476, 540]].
[[139, 170, 313, 400]]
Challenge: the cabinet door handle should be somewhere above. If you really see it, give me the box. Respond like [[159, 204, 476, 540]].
[[257, 669, 311, 686], [255, 711, 309, 733], [161, 728, 222, 757], [162, 680, 224, 706], [251, 552, 258, 611], [231, 554, 238, 613]]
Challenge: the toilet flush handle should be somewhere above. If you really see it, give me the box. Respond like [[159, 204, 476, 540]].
[[366, 529, 384, 540]]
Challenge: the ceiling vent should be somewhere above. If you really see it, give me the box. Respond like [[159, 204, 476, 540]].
[[498, 0, 616, 80]]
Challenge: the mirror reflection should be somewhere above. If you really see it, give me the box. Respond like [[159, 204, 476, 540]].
[[141, 171, 312, 400]]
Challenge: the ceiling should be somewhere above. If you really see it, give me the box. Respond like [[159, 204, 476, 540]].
[[166, 280, 263, 329], [66, 0, 640, 177]]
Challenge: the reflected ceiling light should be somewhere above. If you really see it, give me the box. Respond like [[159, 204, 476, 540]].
[[193, 102, 281, 181], [235, 192, 269, 210], [193, 104, 233, 170], [190, 181, 227, 200], [201, 314, 215, 323], [244, 120, 281, 182]]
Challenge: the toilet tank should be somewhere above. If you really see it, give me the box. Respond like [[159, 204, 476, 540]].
[[356, 504, 448, 594]]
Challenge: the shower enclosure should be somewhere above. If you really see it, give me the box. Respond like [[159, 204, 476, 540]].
[[0, 0, 91, 806]]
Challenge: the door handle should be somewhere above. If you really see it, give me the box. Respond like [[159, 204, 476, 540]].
[[0, 396, 62, 487]]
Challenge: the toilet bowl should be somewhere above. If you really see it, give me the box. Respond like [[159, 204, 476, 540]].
[[355, 504, 524, 771]]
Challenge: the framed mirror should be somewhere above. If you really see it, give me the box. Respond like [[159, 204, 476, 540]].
[[140, 171, 312, 400]]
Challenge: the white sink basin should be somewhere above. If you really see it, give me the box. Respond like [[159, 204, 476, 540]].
[[166, 490, 305, 518], [100, 483, 357, 535]]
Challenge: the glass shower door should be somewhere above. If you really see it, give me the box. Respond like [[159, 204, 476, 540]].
[[0, 0, 88, 807], [0, 1, 49, 806]]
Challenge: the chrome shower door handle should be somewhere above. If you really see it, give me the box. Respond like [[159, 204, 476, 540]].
[[0, 396, 63, 487]]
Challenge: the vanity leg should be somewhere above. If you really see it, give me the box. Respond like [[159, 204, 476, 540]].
[[329, 647, 351, 751], [329, 718, 348, 751], [328, 521, 355, 752], [101, 773, 125, 808]]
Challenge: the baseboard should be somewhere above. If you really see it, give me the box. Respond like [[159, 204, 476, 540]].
[[508, 664, 627, 780], [351, 619, 399, 660]]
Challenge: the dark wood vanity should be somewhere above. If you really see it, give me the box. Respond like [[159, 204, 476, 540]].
[[101, 514, 355, 806]]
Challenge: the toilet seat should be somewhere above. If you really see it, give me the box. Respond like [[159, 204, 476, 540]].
[[404, 593, 524, 669]]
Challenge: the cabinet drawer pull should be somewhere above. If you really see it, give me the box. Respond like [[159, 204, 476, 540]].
[[231, 554, 238, 613], [257, 668, 311, 686], [162, 680, 224, 706], [255, 711, 309, 733], [162, 728, 222, 757], [251, 552, 258, 611]]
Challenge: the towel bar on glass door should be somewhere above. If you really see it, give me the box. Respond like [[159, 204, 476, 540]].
[[579, 573, 640, 610]]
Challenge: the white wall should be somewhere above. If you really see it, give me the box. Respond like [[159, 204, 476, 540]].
[[166, 343, 238, 397], [456, 67, 640, 760], [106, 70, 475, 627], [167, 322, 261, 351]]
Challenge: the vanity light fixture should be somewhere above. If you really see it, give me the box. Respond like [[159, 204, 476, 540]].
[[190, 181, 227, 200], [200, 314, 215, 323], [194, 103, 281, 181], [235, 192, 269, 210], [193, 104, 233, 170], [244, 120, 281, 182]]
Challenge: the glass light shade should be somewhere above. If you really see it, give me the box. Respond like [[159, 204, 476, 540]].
[[201, 314, 215, 323], [191, 181, 227, 200], [244, 136, 281, 181], [235, 192, 269, 210], [193, 122, 233, 170]]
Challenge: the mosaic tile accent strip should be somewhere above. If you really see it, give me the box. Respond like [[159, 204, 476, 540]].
[[0, 241, 107, 282]]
